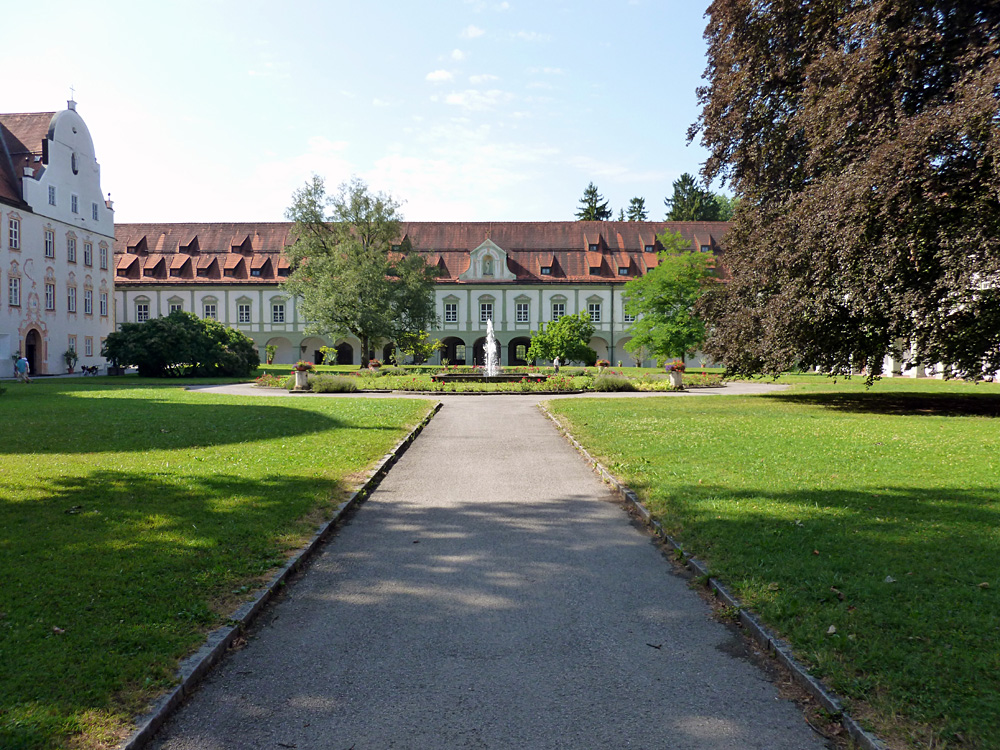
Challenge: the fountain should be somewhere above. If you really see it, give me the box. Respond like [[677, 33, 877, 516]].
[[483, 317, 500, 377], [430, 317, 548, 383]]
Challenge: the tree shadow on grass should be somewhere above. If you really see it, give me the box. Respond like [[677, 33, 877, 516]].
[[3, 381, 399, 455], [641, 482, 1000, 746], [761, 390, 1000, 417], [0, 467, 344, 749]]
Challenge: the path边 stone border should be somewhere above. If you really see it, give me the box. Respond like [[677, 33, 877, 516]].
[[118, 401, 443, 750], [539, 403, 887, 750]]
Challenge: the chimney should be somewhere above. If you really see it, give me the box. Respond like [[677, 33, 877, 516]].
[[105, 192, 114, 211], [23, 167, 34, 177]]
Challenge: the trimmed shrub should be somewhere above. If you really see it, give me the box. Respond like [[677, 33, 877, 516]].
[[311, 375, 359, 393], [591, 373, 636, 392]]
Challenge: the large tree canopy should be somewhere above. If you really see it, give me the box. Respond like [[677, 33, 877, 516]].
[[283, 177, 437, 367], [693, 1, 1000, 381], [623, 230, 715, 364]]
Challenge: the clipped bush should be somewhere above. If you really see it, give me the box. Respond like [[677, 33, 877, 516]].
[[311, 375, 359, 393], [591, 373, 636, 392], [102, 311, 259, 377]]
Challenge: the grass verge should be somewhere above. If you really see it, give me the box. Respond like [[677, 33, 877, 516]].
[[547, 377, 1000, 749], [0, 379, 434, 750]]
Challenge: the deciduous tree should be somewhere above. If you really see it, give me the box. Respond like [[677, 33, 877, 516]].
[[623, 230, 715, 364], [692, 1, 1000, 381], [527, 311, 597, 365], [283, 177, 437, 368]]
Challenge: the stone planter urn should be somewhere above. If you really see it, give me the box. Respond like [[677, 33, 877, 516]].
[[669, 371, 684, 388], [293, 370, 310, 391]]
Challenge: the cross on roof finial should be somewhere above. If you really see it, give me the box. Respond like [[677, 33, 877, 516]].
[[69, 84, 75, 101]]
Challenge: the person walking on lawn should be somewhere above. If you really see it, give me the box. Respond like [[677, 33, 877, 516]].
[[14, 356, 30, 383]]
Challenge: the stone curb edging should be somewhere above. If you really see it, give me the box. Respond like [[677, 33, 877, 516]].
[[118, 401, 444, 750], [538, 403, 887, 750]]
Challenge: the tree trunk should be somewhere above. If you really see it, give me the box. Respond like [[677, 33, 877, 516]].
[[360, 334, 370, 368]]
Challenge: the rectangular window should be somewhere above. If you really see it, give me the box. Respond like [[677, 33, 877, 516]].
[[84, 243, 93, 266], [68, 286, 77, 312], [48, 186, 57, 205], [588, 302, 602, 323], [8, 277, 20, 306], [45, 283, 55, 310], [71, 195, 79, 214], [100, 292, 108, 316], [99, 245, 108, 269], [700, 244, 711, 253], [516, 343, 527, 360], [92, 202, 99, 221], [589, 266, 601, 275], [169, 302, 182, 314], [84, 290, 93, 315], [45, 230, 55, 258], [68, 335, 77, 354], [618, 267, 629, 276], [203, 303, 217, 320], [272, 303, 285, 323], [136, 302, 149, 322], [516, 302, 529, 323], [84, 337, 93, 357], [623, 310, 636, 323], [455, 344, 467, 362], [644, 244, 654, 252], [238, 303, 251, 323], [67, 237, 77, 263], [480, 302, 493, 322], [9, 218, 19, 249], [444, 302, 457, 323], [589, 244, 598, 252], [552, 302, 565, 321], [540, 266, 551, 275]]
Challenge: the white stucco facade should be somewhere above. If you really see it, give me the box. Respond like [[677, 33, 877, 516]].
[[1, 102, 115, 377]]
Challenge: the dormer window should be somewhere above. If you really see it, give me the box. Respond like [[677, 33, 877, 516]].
[[540, 267, 551, 275], [644, 244, 654, 252], [700, 244, 711, 253], [589, 266, 601, 275], [588, 244, 598, 252], [251, 268, 262, 277], [618, 267, 629, 276]]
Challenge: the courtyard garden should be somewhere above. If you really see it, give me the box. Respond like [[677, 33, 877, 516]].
[[548, 376, 1000, 749], [252, 362, 724, 393], [0, 379, 434, 750]]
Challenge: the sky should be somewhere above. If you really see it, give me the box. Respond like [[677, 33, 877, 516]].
[[1, 0, 721, 224]]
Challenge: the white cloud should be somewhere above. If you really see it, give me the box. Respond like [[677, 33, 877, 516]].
[[426, 70, 454, 83], [469, 73, 500, 85], [372, 98, 391, 107], [567, 155, 667, 184], [526, 66, 564, 75], [460, 24, 485, 38], [443, 89, 515, 111], [451, 48, 467, 61]]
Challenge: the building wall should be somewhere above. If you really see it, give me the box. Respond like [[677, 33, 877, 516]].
[[1, 105, 115, 377], [114, 282, 655, 366]]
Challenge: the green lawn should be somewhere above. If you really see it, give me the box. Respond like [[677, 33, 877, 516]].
[[0, 379, 434, 750], [548, 377, 1000, 749]]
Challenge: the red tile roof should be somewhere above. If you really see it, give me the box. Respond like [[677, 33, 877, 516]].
[[0, 112, 54, 207], [113, 221, 731, 286]]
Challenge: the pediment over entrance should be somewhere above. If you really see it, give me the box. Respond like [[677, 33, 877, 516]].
[[458, 239, 517, 282]]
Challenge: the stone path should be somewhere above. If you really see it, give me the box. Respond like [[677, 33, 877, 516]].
[[151, 387, 829, 749]]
